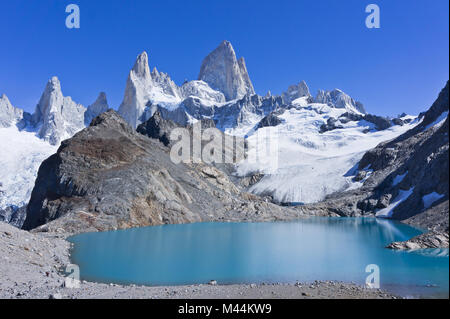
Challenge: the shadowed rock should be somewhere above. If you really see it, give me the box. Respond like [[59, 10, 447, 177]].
[[136, 110, 179, 147]]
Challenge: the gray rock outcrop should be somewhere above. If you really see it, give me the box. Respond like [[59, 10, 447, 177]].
[[386, 230, 449, 250]]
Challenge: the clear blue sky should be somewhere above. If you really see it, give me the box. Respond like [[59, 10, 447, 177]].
[[0, 0, 448, 116]]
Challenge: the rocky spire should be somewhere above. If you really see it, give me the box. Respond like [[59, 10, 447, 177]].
[[119, 51, 181, 128], [84, 92, 109, 125], [132, 51, 151, 79], [238, 57, 255, 95], [198, 40, 255, 101], [0, 94, 23, 127], [282, 80, 312, 103], [31, 76, 86, 145]]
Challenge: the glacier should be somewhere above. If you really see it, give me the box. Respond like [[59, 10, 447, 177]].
[[0, 125, 57, 209], [234, 105, 418, 204]]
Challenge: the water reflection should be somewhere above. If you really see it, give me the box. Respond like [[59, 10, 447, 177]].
[[69, 217, 449, 298]]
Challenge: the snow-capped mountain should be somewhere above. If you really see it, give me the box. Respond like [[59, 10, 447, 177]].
[[29, 76, 86, 145], [116, 41, 368, 133], [118, 51, 183, 128], [0, 78, 108, 216], [113, 40, 417, 204], [0, 40, 422, 226]]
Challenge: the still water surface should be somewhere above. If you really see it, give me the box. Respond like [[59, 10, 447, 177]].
[[68, 217, 449, 297]]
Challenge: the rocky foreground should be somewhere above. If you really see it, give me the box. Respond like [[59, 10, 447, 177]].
[[0, 222, 397, 299]]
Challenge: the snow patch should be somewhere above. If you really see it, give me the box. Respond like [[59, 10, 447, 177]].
[[375, 187, 415, 218], [424, 111, 448, 131], [392, 171, 408, 186], [422, 192, 445, 209]]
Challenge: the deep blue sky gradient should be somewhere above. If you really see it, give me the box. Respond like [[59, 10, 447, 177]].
[[0, 0, 448, 116]]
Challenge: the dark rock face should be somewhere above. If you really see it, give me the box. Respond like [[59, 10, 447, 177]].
[[22, 110, 296, 233], [297, 81, 449, 240], [0, 205, 26, 228], [392, 118, 404, 126], [363, 114, 392, 131], [136, 110, 178, 147], [338, 112, 364, 124], [416, 81, 449, 130], [322, 112, 407, 132], [319, 117, 344, 133], [257, 113, 283, 129]]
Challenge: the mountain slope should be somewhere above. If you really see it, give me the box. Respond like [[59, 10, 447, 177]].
[[22, 110, 298, 233], [235, 101, 417, 204], [295, 81, 449, 239]]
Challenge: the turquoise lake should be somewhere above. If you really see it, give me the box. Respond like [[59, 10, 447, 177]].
[[68, 217, 449, 298]]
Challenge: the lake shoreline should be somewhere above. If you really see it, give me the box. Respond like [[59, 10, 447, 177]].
[[0, 221, 404, 299]]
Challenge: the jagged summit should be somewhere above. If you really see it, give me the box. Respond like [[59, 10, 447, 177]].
[[282, 80, 312, 103], [132, 51, 151, 79], [118, 51, 181, 128], [30, 76, 86, 145], [198, 40, 255, 101]]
